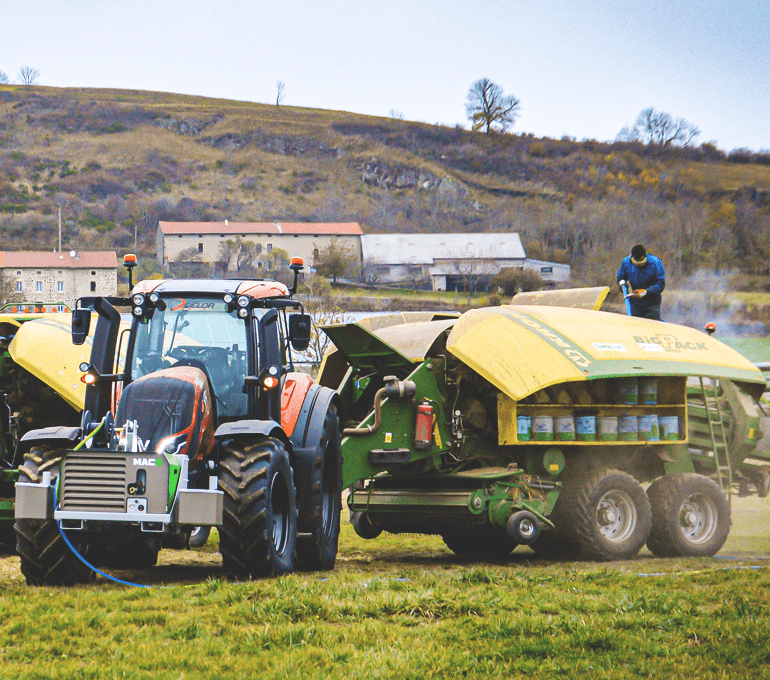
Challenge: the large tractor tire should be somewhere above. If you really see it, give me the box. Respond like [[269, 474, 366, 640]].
[[14, 446, 96, 586], [559, 469, 651, 562], [219, 438, 297, 578], [646, 473, 731, 558], [442, 535, 517, 559], [296, 404, 342, 572]]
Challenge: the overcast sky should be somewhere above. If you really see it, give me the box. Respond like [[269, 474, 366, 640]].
[[2, 0, 768, 151]]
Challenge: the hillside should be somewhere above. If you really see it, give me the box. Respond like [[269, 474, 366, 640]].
[[2, 84, 770, 293]]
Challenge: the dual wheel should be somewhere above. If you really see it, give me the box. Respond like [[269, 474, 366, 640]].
[[539, 469, 730, 561]]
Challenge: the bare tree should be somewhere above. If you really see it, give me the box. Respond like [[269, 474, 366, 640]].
[[617, 108, 700, 147], [276, 81, 286, 107], [17, 66, 40, 85], [315, 242, 357, 284], [0, 270, 22, 305], [389, 109, 405, 120], [465, 78, 520, 133], [0, 70, 9, 84]]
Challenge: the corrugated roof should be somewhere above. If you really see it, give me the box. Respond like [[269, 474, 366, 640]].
[[361, 233, 525, 264], [0, 251, 118, 269], [159, 221, 363, 236]]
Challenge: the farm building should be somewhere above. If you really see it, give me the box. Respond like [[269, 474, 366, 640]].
[[360, 234, 569, 291], [0, 251, 117, 309], [157, 221, 363, 272]]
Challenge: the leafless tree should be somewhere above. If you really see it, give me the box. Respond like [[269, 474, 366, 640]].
[[276, 81, 286, 107], [17, 66, 40, 85], [389, 110, 404, 120], [0, 70, 9, 84], [0, 270, 22, 305], [617, 108, 700, 147], [465, 78, 520, 133]]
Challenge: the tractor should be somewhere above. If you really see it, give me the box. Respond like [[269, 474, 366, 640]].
[[14, 256, 342, 584]]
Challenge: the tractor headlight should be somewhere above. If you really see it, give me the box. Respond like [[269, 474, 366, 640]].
[[237, 307, 249, 319], [149, 293, 159, 303], [132, 294, 145, 306], [223, 294, 234, 304], [237, 295, 250, 308], [132, 306, 143, 317]]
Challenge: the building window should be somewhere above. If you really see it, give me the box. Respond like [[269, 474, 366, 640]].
[[16, 281, 22, 293], [57, 281, 64, 293], [540, 266, 553, 274], [16, 271, 21, 275], [90, 281, 97, 292], [267, 243, 272, 252], [198, 243, 204, 253], [35, 281, 43, 293], [91, 271, 96, 276], [36, 270, 41, 275]]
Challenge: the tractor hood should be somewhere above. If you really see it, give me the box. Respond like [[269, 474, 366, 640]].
[[446, 305, 767, 401]]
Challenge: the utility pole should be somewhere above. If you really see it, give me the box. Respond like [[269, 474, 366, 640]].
[[58, 206, 62, 252]]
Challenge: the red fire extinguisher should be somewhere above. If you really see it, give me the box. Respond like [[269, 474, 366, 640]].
[[414, 400, 435, 450]]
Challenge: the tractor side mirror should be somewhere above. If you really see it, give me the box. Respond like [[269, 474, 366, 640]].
[[288, 313, 312, 352], [71, 308, 92, 345]]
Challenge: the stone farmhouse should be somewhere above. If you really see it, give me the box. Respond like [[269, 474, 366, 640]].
[[0, 251, 118, 309]]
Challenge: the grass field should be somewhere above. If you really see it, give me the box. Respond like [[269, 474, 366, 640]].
[[0, 497, 768, 679]]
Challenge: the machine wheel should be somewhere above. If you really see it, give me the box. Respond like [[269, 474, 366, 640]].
[[560, 469, 651, 562], [219, 438, 297, 578], [350, 511, 382, 540], [296, 403, 342, 572], [507, 510, 541, 545], [14, 446, 96, 586], [442, 535, 516, 558], [189, 526, 211, 548], [646, 473, 730, 557]]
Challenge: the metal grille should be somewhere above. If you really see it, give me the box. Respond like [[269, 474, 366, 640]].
[[60, 452, 128, 512]]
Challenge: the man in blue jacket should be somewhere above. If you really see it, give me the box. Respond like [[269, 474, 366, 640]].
[[616, 244, 665, 320]]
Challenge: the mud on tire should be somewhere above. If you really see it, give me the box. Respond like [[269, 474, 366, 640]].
[[646, 473, 730, 558], [296, 404, 342, 572], [14, 446, 96, 586], [219, 437, 297, 578], [559, 468, 651, 562]]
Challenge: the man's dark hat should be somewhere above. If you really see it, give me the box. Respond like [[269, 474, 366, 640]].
[[631, 244, 647, 265]]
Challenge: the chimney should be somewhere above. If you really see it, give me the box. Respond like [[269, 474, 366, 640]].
[[225, 219, 229, 226]]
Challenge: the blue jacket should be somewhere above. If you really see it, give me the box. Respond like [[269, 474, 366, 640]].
[[616, 254, 665, 302]]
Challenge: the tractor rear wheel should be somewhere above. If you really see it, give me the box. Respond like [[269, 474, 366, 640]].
[[296, 404, 342, 571], [14, 445, 96, 586], [560, 469, 651, 562], [442, 535, 516, 558], [646, 473, 730, 557], [219, 438, 297, 578]]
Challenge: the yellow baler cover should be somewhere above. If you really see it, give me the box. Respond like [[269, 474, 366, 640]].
[[446, 305, 766, 401], [8, 314, 133, 411]]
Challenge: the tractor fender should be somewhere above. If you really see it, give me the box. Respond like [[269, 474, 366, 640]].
[[289, 383, 339, 451], [288, 384, 340, 510], [15, 426, 81, 462], [214, 420, 293, 459]]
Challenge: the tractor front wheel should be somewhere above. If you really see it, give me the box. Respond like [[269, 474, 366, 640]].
[[646, 473, 730, 557], [219, 438, 297, 578], [14, 445, 96, 586]]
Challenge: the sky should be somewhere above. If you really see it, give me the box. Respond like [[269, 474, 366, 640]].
[[2, 0, 769, 151]]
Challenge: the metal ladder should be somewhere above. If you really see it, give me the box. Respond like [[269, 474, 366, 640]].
[[699, 376, 733, 499]]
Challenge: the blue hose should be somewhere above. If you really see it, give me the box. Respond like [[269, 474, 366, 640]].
[[53, 483, 152, 588]]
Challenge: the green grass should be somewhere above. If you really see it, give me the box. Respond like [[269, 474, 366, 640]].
[[0, 496, 769, 679]]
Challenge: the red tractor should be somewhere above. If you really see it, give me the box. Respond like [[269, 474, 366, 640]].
[[14, 256, 342, 584]]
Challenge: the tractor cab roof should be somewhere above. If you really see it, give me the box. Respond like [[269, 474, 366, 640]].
[[132, 278, 290, 299]]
